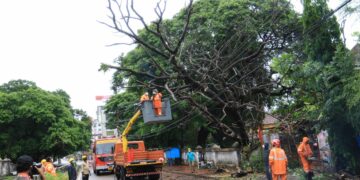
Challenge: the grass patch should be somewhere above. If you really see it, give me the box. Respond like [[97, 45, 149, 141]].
[[1, 172, 68, 180], [45, 172, 68, 180], [2, 176, 13, 180], [289, 168, 336, 180]]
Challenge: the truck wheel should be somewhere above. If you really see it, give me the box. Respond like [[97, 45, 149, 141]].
[[149, 174, 160, 180]]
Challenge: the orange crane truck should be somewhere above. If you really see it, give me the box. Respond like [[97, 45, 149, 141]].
[[114, 100, 171, 180]]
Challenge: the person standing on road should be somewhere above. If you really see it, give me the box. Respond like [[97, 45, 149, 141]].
[[67, 158, 77, 180], [298, 137, 314, 180], [269, 139, 288, 180], [81, 155, 91, 180], [263, 143, 272, 180], [40, 159, 47, 174], [186, 148, 196, 173], [44, 157, 57, 176]]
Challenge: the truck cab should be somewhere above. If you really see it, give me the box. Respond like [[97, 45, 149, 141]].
[[92, 138, 117, 174]]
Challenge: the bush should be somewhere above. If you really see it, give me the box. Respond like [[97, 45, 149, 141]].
[[289, 168, 336, 180], [242, 148, 266, 173]]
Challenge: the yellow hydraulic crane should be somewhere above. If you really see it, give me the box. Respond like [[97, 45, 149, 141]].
[[121, 110, 141, 153], [120, 98, 172, 153]]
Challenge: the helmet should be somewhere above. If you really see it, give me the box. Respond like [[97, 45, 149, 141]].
[[82, 155, 87, 160], [69, 158, 75, 163], [272, 139, 280, 146], [41, 159, 46, 164], [302, 137, 309, 143]]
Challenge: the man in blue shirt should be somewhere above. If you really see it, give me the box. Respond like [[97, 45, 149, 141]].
[[186, 148, 196, 173], [67, 158, 77, 180]]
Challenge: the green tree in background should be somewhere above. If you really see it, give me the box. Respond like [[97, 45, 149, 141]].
[[0, 79, 91, 161], [272, 0, 360, 173]]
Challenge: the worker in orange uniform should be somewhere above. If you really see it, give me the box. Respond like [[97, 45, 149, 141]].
[[269, 139, 287, 180], [44, 157, 57, 176], [41, 159, 48, 174], [298, 137, 314, 180], [140, 92, 149, 103], [151, 89, 163, 116]]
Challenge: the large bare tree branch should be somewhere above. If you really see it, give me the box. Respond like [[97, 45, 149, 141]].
[[102, 0, 298, 145]]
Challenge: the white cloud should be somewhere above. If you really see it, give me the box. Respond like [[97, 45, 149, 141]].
[[0, 0, 188, 118]]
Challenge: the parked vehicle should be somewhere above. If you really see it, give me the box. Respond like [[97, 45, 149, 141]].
[[114, 140, 164, 180], [92, 137, 117, 175]]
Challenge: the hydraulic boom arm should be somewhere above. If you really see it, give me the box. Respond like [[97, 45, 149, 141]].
[[121, 110, 141, 153]]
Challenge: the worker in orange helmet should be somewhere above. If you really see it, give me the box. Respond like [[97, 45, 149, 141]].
[[151, 89, 163, 116], [41, 159, 47, 173], [140, 92, 149, 103], [44, 157, 57, 176], [297, 137, 314, 180], [269, 139, 288, 180]]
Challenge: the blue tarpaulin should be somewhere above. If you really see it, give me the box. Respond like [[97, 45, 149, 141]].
[[165, 147, 180, 158]]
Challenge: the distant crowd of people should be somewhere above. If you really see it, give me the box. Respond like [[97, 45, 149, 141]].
[[14, 155, 91, 180], [180, 136, 315, 180]]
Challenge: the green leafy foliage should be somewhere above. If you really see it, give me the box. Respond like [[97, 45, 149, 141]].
[[0, 80, 91, 161], [272, 0, 360, 174]]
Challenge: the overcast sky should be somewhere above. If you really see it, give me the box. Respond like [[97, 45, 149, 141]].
[[0, 0, 358, 118]]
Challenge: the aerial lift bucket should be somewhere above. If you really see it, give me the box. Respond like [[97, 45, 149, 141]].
[[141, 98, 172, 124]]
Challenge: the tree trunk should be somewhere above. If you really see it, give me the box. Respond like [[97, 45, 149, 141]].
[[197, 126, 209, 148]]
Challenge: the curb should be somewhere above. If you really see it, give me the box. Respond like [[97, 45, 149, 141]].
[[162, 169, 218, 179]]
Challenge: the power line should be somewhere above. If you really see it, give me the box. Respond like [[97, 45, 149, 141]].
[[129, 110, 199, 139], [137, 114, 200, 139], [303, 0, 352, 37]]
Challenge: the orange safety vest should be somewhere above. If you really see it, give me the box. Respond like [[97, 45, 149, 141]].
[[140, 94, 149, 102], [152, 93, 162, 108], [17, 172, 31, 180], [45, 163, 57, 176], [298, 141, 313, 172], [269, 147, 288, 175]]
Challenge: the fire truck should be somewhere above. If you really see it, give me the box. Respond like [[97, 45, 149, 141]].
[[92, 137, 117, 174]]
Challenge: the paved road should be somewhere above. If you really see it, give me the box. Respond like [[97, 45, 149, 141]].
[[88, 169, 114, 180], [89, 172, 114, 180], [86, 170, 208, 180]]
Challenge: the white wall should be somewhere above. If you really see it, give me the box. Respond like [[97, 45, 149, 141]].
[[0, 158, 15, 176], [181, 148, 241, 167]]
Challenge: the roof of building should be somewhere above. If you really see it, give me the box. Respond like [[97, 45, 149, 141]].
[[351, 43, 360, 52], [263, 114, 278, 125]]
